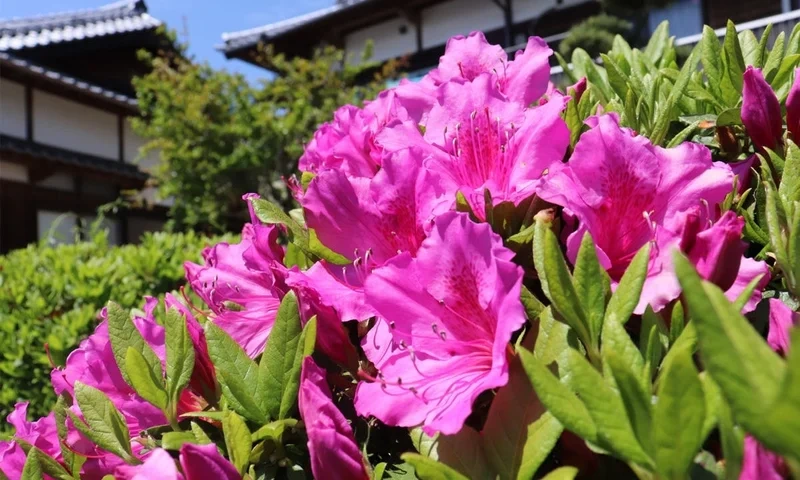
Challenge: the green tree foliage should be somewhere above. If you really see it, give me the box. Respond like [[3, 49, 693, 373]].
[[131, 44, 400, 233], [559, 14, 634, 59], [0, 229, 232, 430]]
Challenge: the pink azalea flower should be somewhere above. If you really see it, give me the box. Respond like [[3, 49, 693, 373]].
[[428, 31, 552, 106], [0, 403, 60, 479], [299, 357, 369, 480], [786, 68, 800, 142], [537, 114, 735, 313], [188, 194, 355, 364], [381, 73, 569, 218], [115, 448, 181, 480], [179, 443, 239, 480], [642, 209, 769, 313], [742, 66, 783, 152], [767, 298, 798, 356], [184, 206, 285, 357], [355, 212, 526, 435], [301, 148, 445, 322]]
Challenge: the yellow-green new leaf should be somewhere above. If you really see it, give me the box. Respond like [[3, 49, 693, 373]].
[[223, 411, 252, 476], [125, 347, 168, 410], [165, 307, 195, 406], [401, 454, 469, 480]]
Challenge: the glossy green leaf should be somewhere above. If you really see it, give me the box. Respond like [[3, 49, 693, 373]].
[[700, 26, 723, 98], [653, 348, 706, 478], [223, 411, 252, 476], [539, 467, 579, 480], [15, 441, 71, 480], [161, 431, 198, 450], [606, 351, 653, 457], [401, 454, 469, 480], [520, 285, 545, 323], [106, 302, 161, 388], [699, 373, 722, 440], [125, 347, 167, 410], [165, 307, 195, 407], [764, 32, 786, 83], [520, 348, 597, 442], [517, 413, 563, 480], [644, 21, 670, 65], [602, 315, 646, 388], [561, 349, 652, 467], [257, 291, 305, 420], [68, 382, 138, 464], [20, 448, 43, 480], [573, 233, 609, 347], [604, 243, 650, 326], [533, 221, 592, 349], [205, 322, 266, 423], [533, 307, 571, 366], [723, 20, 746, 95]]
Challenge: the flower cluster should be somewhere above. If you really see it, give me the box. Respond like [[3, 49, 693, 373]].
[[3, 30, 800, 480]]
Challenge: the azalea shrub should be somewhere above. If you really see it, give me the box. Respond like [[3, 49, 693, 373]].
[[4, 21, 800, 480]]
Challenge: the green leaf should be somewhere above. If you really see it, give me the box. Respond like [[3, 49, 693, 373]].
[[517, 412, 564, 480], [739, 29, 761, 67], [719, 397, 744, 480], [699, 373, 722, 440], [605, 351, 653, 457], [764, 32, 786, 83], [223, 411, 252, 476], [161, 431, 199, 450], [700, 26, 723, 98], [533, 221, 592, 349], [68, 382, 138, 464], [165, 307, 195, 407], [308, 229, 350, 265], [716, 108, 742, 127], [665, 120, 700, 148], [54, 394, 78, 474], [539, 467, 579, 480], [482, 353, 549, 480], [723, 20, 746, 94], [125, 347, 168, 410], [561, 349, 652, 467], [555, 52, 578, 84], [20, 448, 43, 480], [257, 291, 305, 420], [758, 328, 800, 456], [604, 243, 650, 326], [15, 441, 71, 480], [401, 454, 468, 480], [520, 285, 545, 322], [573, 233, 609, 347], [251, 418, 299, 443], [410, 428, 439, 459], [781, 140, 800, 204], [675, 253, 784, 424], [651, 46, 699, 145], [437, 427, 492, 479], [519, 348, 597, 442], [756, 24, 773, 69], [600, 54, 630, 100], [205, 322, 266, 423], [602, 314, 646, 388], [106, 302, 161, 388], [653, 348, 706, 479], [533, 307, 571, 366], [769, 54, 800, 97], [373, 463, 388, 480], [644, 21, 670, 65]]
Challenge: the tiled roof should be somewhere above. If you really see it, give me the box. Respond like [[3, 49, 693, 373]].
[[218, 0, 372, 53], [0, 52, 137, 109], [0, 134, 148, 181], [0, 0, 161, 52]]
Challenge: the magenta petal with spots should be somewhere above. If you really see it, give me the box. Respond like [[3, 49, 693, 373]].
[[0, 403, 60, 479], [355, 212, 525, 435], [538, 114, 734, 312], [385, 73, 568, 218], [300, 357, 369, 480], [301, 148, 442, 321]]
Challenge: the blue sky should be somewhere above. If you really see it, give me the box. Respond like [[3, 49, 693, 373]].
[[0, 0, 334, 83]]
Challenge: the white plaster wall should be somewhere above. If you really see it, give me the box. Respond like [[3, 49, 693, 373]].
[[345, 16, 418, 64], [514, 0, 586, 25], [0, 79, 26, 139], [36, 173, 75, 192], [33, 90, 118, 160], [0, 161, 28, 182], [38, 210, 78, 245], [422, 0, 504, 49]]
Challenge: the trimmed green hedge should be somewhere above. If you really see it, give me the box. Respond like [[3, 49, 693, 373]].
[[0, 230, 232, 428]]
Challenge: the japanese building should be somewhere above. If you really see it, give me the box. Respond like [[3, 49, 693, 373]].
[[0, 0, 169, 253]]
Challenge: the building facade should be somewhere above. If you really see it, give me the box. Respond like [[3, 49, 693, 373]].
[[218, 0, 800, 78], [0, 0, 168, 253]]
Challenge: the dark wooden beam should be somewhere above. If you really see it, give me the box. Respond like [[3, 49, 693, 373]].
[[25, 84, 33, 141]]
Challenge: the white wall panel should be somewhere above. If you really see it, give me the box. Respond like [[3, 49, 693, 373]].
[[422, 0, 504, 49], [33, 90, 117, 159], [345, 16, 417, 64], [0, 79, 26, 139], [0, 161, 28, 182]]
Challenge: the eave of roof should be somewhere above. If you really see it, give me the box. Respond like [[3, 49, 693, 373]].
[[217, 0, 381, 54], [0, 0, 161, 52], [0, 134, 148, 182], [0, 52, 138, 111]]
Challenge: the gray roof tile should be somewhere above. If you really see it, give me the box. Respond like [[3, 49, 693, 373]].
[[0, 0, 161, 51]]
